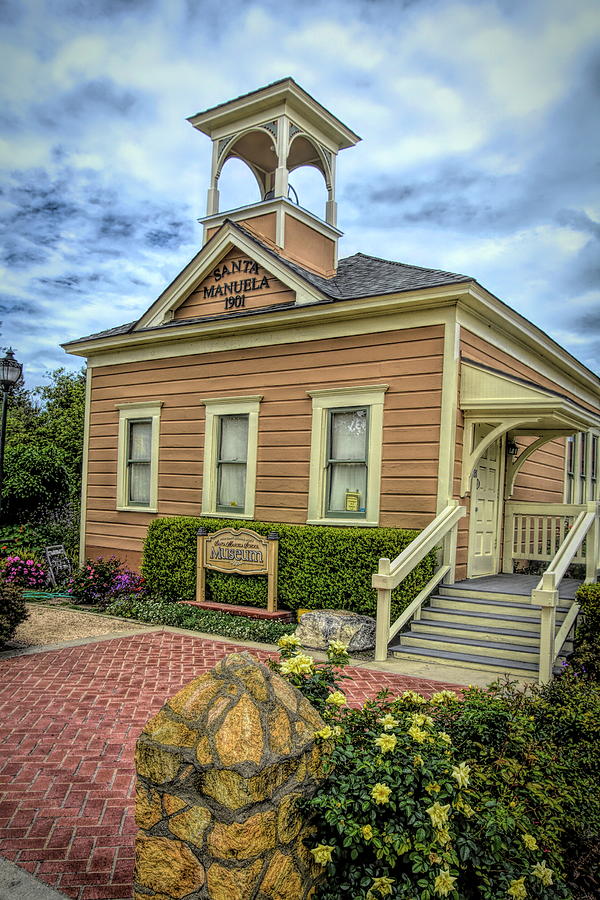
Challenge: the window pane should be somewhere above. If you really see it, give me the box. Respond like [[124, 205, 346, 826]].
[[129, 462, 150, 504], [328, 463, 368, 513], [217, 462, 246, 510], [219, 415, 248, 461], [129, 420, 151, 461], [330, 409, 367, 461]]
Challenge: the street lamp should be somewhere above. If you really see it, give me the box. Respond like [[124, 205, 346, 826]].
[[0, 348, 24, 519]]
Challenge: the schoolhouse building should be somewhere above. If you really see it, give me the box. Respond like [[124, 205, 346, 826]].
[[63, 79, 600, 679]]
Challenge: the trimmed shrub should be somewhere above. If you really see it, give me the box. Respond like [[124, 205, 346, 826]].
[[571, 582, 600, 679], [104, 596, 295, 643], [142, 516, 435, 616], [0, 581, 29, 644]]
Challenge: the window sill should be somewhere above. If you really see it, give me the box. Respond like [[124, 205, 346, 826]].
[[203, 509, 252, 520], [306, 517, 379, 527], [116, 505, 158, 513]]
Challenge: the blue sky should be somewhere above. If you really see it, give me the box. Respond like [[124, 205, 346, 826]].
[[1, 0, 599, 387]]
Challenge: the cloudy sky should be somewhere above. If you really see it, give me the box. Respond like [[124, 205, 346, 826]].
[[1, 0, 599, 387]]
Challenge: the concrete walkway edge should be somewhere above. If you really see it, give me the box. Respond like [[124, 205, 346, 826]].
[[0, 856, 70, 900]]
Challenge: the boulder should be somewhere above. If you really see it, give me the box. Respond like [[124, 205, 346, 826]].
[[295, 609, 376, 652]]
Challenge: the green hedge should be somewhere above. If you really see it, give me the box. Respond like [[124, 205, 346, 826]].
[[572, 582, 600, 679], [142, 516, 435, 618]]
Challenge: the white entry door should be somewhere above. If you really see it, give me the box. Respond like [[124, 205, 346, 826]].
[[468, 427, 504, 577]]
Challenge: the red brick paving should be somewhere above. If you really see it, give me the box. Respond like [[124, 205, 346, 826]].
[[0, 631, 461, 899]]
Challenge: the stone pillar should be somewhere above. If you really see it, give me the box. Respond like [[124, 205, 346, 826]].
[[134, 651, 327, 900]]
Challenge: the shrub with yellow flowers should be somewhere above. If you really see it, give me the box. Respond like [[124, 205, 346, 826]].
[[271, 635, 593, 900]]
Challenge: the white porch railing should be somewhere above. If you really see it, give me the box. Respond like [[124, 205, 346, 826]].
[[532, 501, 599, 683], [372, 501, 466, 662], [503, 502, 587, 573]]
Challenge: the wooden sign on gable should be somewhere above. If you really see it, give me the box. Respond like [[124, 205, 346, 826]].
[[174, 247, 295, 321]]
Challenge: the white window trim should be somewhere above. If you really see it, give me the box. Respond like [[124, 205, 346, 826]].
[[307, 384, 388, 527], [115, 401, 163, 512], [201, 395, 262, 519], [564, 430, 600, 503]]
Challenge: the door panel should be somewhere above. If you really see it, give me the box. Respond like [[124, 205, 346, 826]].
[[469, 427, 503, 577]]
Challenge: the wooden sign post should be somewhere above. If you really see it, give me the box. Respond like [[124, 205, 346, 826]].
[[196, 527, 279, 612]]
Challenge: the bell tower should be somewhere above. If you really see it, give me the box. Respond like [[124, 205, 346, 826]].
[[188, 78, 360, 276]]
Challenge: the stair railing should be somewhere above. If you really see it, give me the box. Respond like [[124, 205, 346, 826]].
[[533, 500, 599, 684], [372, 501, 467, 662]]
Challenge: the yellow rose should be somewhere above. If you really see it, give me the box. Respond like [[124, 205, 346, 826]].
[[532, 861, 553, 886], [407, 724, 428, 743], [430, 690, 458, 704], [435, 827, 451, 846], [368, 875, 394, 897], [410, 713, 434, 727], [310, 844, 334, 865], [327, 639, 349, 655], [314, 725, 334, 740], [433, 868, 456, 897], [507, 877, 527, 900], [374, 733, 397, 753], [325, 690, 347, 707], [400, 690, 426, 704], [426, 802, 450, 829], [451, 762, 470, 789], [371, 783, 392, 805], [378, 713, 399, 730], [425, 782, 441, 794], [438, 732, 452, 745], [361, 824, 374, 841], [522, 833, 538, 851], [279, 652, 314, 676], [277, 634, 300, 649]]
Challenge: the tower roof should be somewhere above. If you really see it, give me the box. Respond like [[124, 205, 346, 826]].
[[187, 77, 361, 150]]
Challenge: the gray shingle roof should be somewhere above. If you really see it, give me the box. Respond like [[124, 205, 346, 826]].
[[63, 226, 472, 345]]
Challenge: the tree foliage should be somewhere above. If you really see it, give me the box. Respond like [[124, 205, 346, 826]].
[[2, 367, 85, 523]]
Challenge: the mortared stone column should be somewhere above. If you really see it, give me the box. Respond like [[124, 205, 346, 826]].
[[133, 651, 327, 900]]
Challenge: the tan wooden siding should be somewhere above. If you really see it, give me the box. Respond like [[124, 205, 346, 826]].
[[283, 215, 336, 276], [173, 246, 295, 321], [84, 324, 445, 562]]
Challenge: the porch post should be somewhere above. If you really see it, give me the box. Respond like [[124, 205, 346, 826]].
[[532, 572, 558, 685], [585, 501, 599, 584], [374, 558, 391, 662]]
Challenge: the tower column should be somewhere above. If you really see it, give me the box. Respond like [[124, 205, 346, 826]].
[[273, 115, 289, 199]]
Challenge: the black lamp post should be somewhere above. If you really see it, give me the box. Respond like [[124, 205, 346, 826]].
[[0, 348, 24, 518]]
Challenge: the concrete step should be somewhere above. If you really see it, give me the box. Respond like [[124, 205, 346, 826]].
[[389, 645, 539, 677], [412, 619, 541, 646], [399, 631, 540, 663]]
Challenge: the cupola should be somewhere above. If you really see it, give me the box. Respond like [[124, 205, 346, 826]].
[[188, 78, 360, 277]]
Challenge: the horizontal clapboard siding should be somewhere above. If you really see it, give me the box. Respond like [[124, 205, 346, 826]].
[[84, 324, 445, 560]]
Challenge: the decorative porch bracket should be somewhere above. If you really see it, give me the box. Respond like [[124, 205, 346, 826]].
[[460, 416, 541, 496]]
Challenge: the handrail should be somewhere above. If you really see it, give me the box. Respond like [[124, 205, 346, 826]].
[[389, 565, 450, 642], [373, 502, 466, 661], [533, 500, 599, 684], [553, 603, 580, 661]]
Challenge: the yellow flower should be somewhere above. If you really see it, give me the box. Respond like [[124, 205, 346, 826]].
[[407, 725, 428, 743], [433, 868, 457, 897], [277, 634, 300, 649], [532, 861, 553, 886], [368, 875, 394, 897], [454, 796, 474, 817], [430, 690, 458, 704], [425, 782, 441, 793], [507, 877, 527, 900], [361, 824, 374, 841], [375, 733, 397, 753], [325, 690, 347, 707], [371, 783, 392, 805], [332, 725, 343, 737], [413, 754, 424, 767], [400, 690, 426, 704], [378, 713, 399, 730], [410, 713, 434, 727], [279, 652, 314, 676], [426, 802, 450, 829], [435, 827, 451, 846], [328, 639, 349, 655], [522, 834, 538, 851], [438, 732, 452, 745], [310, 844, 334, 865], [315, 725, 334, 740], [451, 762, 471, 789]]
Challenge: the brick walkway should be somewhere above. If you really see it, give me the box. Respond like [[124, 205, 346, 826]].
[[0, 631, 461, 900]]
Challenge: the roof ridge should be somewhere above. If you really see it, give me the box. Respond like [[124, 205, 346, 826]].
[[348, 251, 469, 279]]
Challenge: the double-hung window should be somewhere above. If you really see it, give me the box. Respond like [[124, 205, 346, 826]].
[[307, 385, 388, 526], [116, 402, 162, 512], [202, 396, 262, 518], [326, 407, 369, 517]]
